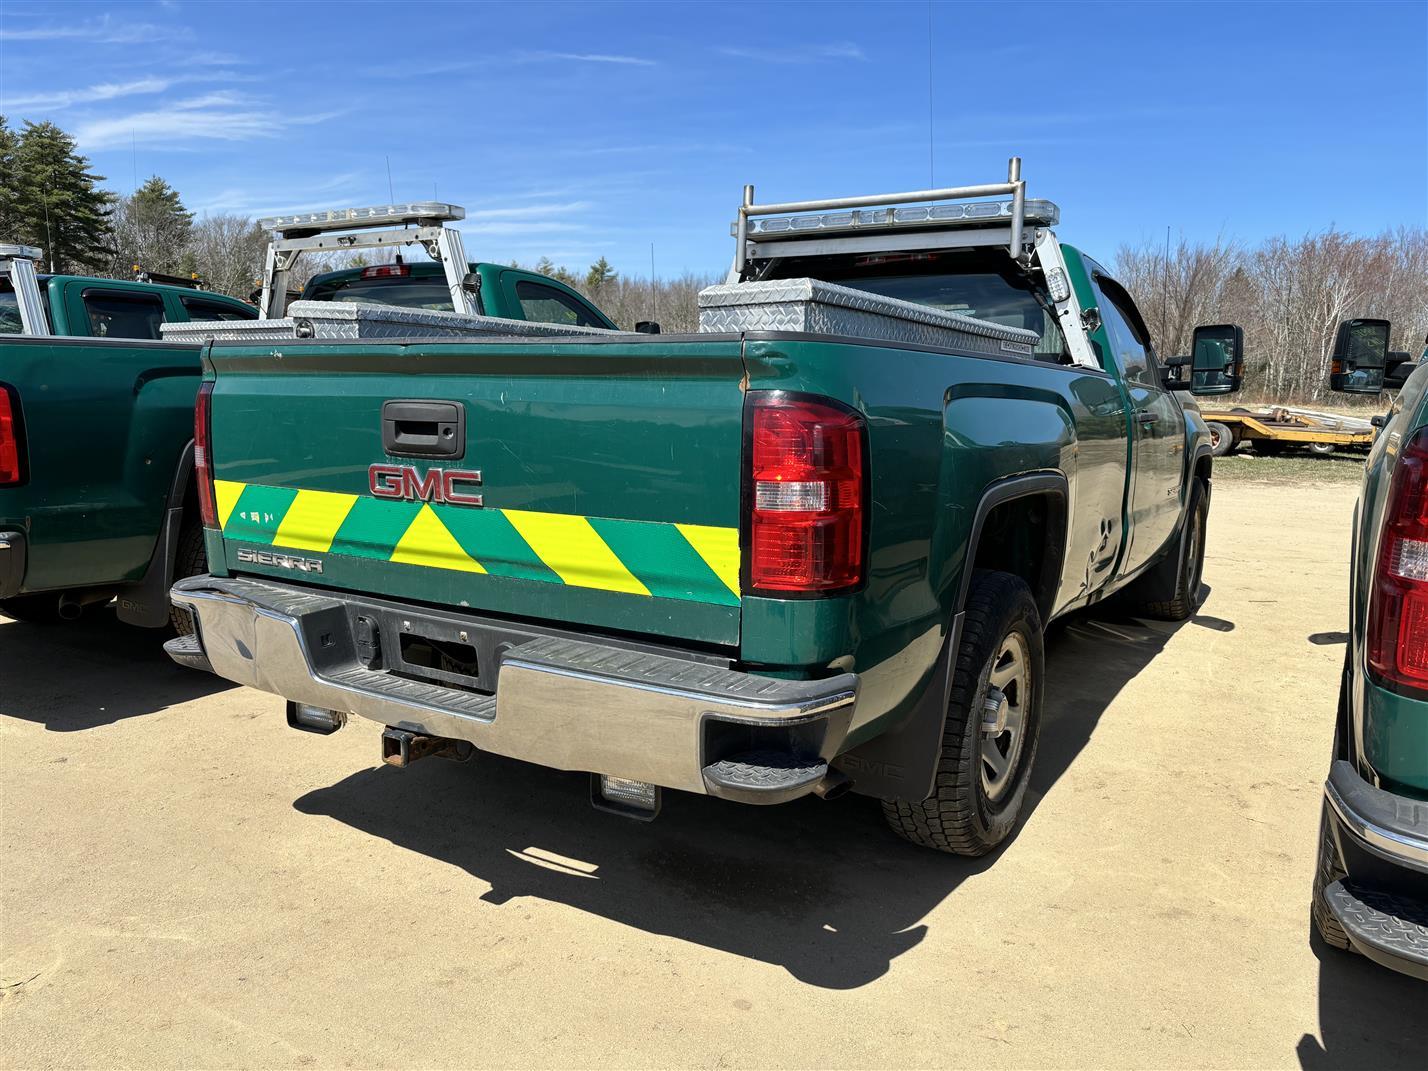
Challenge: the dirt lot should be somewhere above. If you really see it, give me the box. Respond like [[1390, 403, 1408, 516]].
[[2, 478, 1425, 1069]]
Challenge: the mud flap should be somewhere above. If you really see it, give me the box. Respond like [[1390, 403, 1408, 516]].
[[833, 612, 962, 802], [115, 506, 183, 628]]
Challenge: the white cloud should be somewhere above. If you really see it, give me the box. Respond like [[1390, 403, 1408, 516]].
[[0, 15, 189, 44], [465, 201, 592, 220], [2, 77, 172, 110], [717, 42, 865, 64], [460, 221, 592, 236], [520, 51, 657, 67], [73, 94, 338, 150], [1, 71, 256, 112]]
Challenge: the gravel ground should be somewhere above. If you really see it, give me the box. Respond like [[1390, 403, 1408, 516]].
[[1, 479, 1424, 1069]]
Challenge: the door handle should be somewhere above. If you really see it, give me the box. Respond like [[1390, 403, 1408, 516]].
[[1138, 412, 1159, 425]]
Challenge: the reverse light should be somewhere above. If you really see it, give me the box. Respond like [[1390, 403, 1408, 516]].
[[0, 385, 24, 486], [1368, 428, 1428, 688], [194, 382, 217, 528], [747, 393, 866, 595]]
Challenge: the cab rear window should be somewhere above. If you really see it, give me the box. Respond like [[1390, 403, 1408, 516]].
[[302, 276, 457, 312], [766, 251, 1069, 363]]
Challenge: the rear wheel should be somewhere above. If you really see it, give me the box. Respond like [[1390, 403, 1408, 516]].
[[169, 521, 207, 635], [882, 570, 1044, 856], [1207, 422, 1234, 457], [1126, 480, 1207, 621], [1307, 441, 1336, 457]]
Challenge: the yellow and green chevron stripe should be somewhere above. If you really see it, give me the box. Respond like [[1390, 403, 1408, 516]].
[[213, 480, 741, 606]]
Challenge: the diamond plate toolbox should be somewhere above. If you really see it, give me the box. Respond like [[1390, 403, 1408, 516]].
[[161, 301, 621, 344], [698, 278, 1041, 356]]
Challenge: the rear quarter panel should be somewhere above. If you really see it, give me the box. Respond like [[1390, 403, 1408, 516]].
[[1352, 367, 1428, 794], [0, 336, 199, 590], [740, 335, 1127, 746]]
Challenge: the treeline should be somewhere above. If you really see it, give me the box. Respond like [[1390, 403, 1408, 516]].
[[4, 115, 1422, 388], [1115, 228, 1427, 403], [0, 115, 712, 326]]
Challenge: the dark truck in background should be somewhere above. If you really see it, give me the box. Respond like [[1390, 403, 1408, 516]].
[[170, 160, 1244, 854]]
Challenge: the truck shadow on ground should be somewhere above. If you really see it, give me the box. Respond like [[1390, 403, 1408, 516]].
[[295, 601, 1218, 989], [1295, 929, 1428, 1070], [0, 611, 231, 730]]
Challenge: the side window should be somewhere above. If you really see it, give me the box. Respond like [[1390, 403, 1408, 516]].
[[82, 290, 166, 340], [182, 297, 257, 322], [514, 280, 602, 327], [1093, 277, 1155, 387]]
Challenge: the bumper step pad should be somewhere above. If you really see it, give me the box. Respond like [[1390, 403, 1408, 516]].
[[702, 749, 828, 805], [163, 632, 211, 673], [1324, 879, 1428, 980]]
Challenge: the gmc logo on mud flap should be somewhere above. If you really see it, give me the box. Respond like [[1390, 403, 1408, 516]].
[[369, 464, 483, 507], [237, 549, 324, 574]]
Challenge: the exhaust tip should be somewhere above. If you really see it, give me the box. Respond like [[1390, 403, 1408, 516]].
[[813, 770, 852, 800]]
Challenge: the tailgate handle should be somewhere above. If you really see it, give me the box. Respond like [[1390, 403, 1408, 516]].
[[382, 400, 465, 459]]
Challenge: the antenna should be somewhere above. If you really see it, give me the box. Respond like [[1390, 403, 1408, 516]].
[[927, 0, 935, 187], [386, 156, 395, 203]]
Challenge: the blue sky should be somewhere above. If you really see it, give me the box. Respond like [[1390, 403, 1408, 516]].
[[1, 0, 1424, 277]]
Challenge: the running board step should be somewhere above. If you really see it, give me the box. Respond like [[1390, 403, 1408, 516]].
[[701, 750, 828, 805], [1324, 879, 1428, 981]]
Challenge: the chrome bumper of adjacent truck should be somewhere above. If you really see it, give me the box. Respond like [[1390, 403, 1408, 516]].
[[167, 575, 857, 798]]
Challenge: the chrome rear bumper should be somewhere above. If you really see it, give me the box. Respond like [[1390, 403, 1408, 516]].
[[168, 575, 857, 798]]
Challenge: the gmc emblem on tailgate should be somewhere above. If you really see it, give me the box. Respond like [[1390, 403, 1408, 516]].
[[369, 464, 483, 507]]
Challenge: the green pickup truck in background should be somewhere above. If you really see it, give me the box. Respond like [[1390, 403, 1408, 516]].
[[3, 206, 619, 630], [169, 160, 1244, 855], [1311, 319, 1428, 980], [0, 244, 258, 626]]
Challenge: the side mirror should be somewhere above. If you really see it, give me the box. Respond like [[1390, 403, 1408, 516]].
[[634, 321, 661, 334], [1385, 352, 1413, 390], [1174, 324, 1244, 396], [1329, 318, 1391, 394]]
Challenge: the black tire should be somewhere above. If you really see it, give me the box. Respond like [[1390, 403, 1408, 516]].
[[1307, 441, 1336, 457], [1311, 802, 1353, 952], [882, 570, 1044, 856], [1128, 479, 1208, 621], [168, 521, 207, 634], [1206, 421, 1234, 457], [0, 594, 63, 624]]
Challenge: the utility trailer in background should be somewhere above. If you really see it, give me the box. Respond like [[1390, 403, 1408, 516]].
[[1199, 405, 1376, 457]]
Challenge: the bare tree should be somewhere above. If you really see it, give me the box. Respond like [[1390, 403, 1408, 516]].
[[188, 214, 268, 298]]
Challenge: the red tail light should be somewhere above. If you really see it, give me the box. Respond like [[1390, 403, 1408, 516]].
[[747, 393, 866, 594], [1368, 428, 1428, 689], [0, 385, 23, 486], [361, 264, 410, 279], [194, 382, 217, 528]]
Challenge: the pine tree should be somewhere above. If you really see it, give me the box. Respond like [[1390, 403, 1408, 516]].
[[112, 176, 194, 277], [0, 117, 19, 241], [586, 256, 617, 289], [13, 121, 114, 273]]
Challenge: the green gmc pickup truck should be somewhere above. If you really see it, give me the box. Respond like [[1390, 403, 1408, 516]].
[[0, 245, 257, 626], [1310, 319, 1428, 980], [3, 205, 617, 629], [169, 161, 1244, 854]]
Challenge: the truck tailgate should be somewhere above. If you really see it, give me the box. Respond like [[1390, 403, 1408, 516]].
[[205, 338, 746, 646]]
